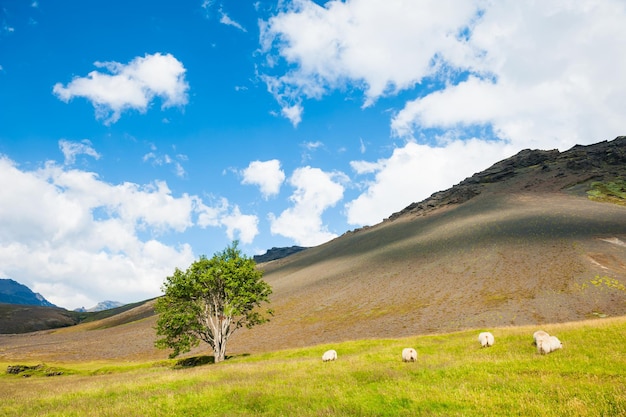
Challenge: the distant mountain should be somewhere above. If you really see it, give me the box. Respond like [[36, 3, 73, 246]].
[[74, 300, 125, 312], [0, 278, 56, 307], [253, 246, 309, 263]]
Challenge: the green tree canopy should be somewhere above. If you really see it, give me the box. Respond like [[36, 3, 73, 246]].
[[155, 241, 272, 362]]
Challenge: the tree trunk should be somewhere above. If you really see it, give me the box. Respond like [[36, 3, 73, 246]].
[[214, 340, 227, 363], [212, 315, 231, 363]]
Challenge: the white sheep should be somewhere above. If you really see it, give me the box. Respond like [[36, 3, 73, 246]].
[[535, 331, 563, 354], [322, 349, 337, 362], [536, 334, 552, 354], [533, 330, 550, 346], [402, 348, 417, 362], [478, 332, 495, 347], [549, 335, 563, 352]]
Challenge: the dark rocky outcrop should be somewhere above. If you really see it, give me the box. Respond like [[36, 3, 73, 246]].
[[386, 136, 626, 221], [253, 246, 309, 264]]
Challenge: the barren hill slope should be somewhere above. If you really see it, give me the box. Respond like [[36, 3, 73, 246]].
[[0, 137, 624, 361], [231, 136, 626, 353]]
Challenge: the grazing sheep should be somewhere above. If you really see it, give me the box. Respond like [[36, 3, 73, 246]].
[[536, 334, 552, 355], [535, 331, 563, 355], [549, 336, 563, 352], [478, 332, 495, 347], [402, 348, 417, 362], [322, 349, 337, 362], [533, 330, 550, 346]]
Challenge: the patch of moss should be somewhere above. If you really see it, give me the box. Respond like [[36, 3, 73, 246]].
[[587, 180, 626, 206], [5, 364, 68, 377]]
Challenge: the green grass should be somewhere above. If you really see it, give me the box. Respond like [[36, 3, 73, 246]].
[[1, 318, 625, 416], [587, 180, 626, 206]]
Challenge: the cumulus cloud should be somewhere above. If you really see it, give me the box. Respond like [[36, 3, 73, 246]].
[[391, 1, 626, 149], [259, 0, 480, 118], [0, 154, 258, 309], [241, 159, 285, 199], [220, 206, 259, 244], [269, 166, 346, 246], [52, 52, 189, 124], [59, 139, 101, 165], [346, 138, 515, 225], [261, 0, 626, 145], [194, 197, 260, 245], [260, 0, 626, 227]]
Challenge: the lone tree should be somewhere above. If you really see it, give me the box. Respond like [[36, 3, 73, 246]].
[[155, 241, 272, 362]]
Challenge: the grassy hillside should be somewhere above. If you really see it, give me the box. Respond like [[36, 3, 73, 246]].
[[1, 318, 624, 416]]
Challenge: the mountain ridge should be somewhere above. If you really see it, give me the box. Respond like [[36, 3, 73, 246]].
[[385, 136, 626, 221], [0, 278, 56, 307], [74, 301, 126, 313]]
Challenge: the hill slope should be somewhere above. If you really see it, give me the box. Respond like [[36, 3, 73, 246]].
[[0, 136, 624, 361], [232, 136, 626, 352]]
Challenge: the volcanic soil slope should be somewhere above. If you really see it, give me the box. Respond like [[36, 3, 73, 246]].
[[236, 136, 626, 352]]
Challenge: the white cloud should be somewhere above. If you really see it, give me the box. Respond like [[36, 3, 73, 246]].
[[346, 139, 515, 226], [391, 0, 626, 149], [220, 206, 259, 244], [359, 137, 366, 154], [302, 141, 323, 151], [143, 148, 187, 178], [52, 53, 189, 125], [261, 0, 626, 146], [281, 103, 303, 127], [201, 0, 214, 14], [259, 0, 480, 119], [350, 159, 379, 175], [219, 9, 247, 32], [260, 0, 626, 228], [195, 196, 229, 228], [59, 139, 101, 165], [0, 156, 194, 308], [300, 140, 324, 162], [0, 154, 259, 309], [241, 159, 285, 199], [269, 166, 345, 246], [194, 197, 260, 244]]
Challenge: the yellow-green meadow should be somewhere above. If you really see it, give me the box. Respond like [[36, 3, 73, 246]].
[[1, 317, 625, 416]]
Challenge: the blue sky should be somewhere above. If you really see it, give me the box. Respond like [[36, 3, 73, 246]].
[[1, 0, 624, 309]]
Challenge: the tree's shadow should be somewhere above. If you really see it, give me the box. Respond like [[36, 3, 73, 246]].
[[175, 355, 214, 368], [174, 353, 251, 368]]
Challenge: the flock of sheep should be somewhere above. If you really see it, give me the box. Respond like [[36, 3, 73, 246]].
[[321, 330, 563, 362]]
